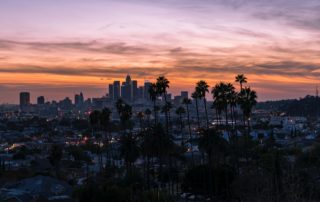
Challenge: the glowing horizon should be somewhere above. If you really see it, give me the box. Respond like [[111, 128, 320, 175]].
[[0, 0, 320, 103]]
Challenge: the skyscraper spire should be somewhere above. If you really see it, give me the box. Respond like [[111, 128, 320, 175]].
[[126, 74, 131, 84], [316, 85, 319, 98]]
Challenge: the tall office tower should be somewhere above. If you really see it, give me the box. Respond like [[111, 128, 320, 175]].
[[108, 84, 114, 100], [59, 97, 73, 110], [75, 94, 80, 105], [132, 80, 138, 101], [121, 82, 126, 100], [20, 92, 30, 107], [165, 93, 172, 101], [79, 92, 84, 104], [121, 83, 132, 102], [144, 82, 152, 101], [121, 75, 133, 102], [37, 96, 45, 105], [113, 81, 121, 100], [75, 92, 84, 107], [125, 74, 131, 84], [181, 91, 189, 99], [137, 86, 144, 100]]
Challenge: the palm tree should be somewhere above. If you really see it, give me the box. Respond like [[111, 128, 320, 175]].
[[100, 107, 112, 167], [89, 110, 101, 132], [144, 108, 152, 127], [156, 76, 170, 134], [120, 133, 140, 176], [211, 82, 236, 127], [225, 83, 236, 127], [161, 101, 173, 134], [238, 87, 257, 129], [156, 76, 170, 102], [196, 80, 210, 129], [141, 128, 157, 189], [100, 108, 112, 139], [191, 91, 201, 128], [89, 110, 103, 171], [183, 97, 194, 164], [175, 106, 186, 138], [235, 74, 247, 91], [115, 99, 133, 132], [198, 128, 229, 197], [182, 98, 192, 140], [148, 83, 158, 125], [137, 111, 145, 132]]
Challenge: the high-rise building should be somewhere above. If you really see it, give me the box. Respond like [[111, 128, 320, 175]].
[[75, 92, 84, 107], [125, 74, 131, 84], [37, 96, 45, 105], [121, 75, 133, 102], [113, 81, 121, 100], [144, 82, 152, 101], [59, 97, 73, 110], [132, 80, 138, 101], [108, 84, 114, 100], [181, 91, 188, 99], [121, 82, 127, 100], [137, 86, 144, 100], [20, 92, 30, 107], [174, 95, 183, 106], [165, 93, 172, 101], [121, 83, 131, 102]]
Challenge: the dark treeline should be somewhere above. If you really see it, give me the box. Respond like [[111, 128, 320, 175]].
[[257, 95, 320, 117]]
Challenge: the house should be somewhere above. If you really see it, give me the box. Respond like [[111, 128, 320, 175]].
[[0, 175, 73, 202]]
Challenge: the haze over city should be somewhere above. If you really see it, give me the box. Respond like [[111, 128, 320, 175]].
[[0, 0, 319, 103]]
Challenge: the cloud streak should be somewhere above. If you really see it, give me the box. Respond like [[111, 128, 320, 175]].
[[0, 0, 319, 102]]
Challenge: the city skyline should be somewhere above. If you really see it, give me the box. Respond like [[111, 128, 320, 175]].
[[15, 74, 190, 105], [0, 0, 320, 103]]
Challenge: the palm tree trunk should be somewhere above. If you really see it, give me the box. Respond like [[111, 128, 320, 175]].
[[225, 106, 228, 127], [186, 104, 194, 164], [153, 101, 157, 125], [164, 93, 169, 135], [139, 118, 143, 132], [179, 114, 183, 134], [233, 106, 237, 127], [147, 155, 150, 189], [215, 108, 219, 126], [204, 98, 209, 129], [195, 98, 200, 128]]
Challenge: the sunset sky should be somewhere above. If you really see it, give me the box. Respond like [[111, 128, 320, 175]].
[[0, 0, 320, 103]]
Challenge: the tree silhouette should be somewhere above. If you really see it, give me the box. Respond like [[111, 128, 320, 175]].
[[148, 83, 159, 125], [144, 108, 152, 127], [238, 87, 257, 129], [156, 76, 170, 135], [120, 133, 140, 176], [235, 74, 247, 91], [191, 91, 201, 128], [175, 106, 186, 139], [196, 80, 210, 129], [116, 98, 133, 132], [137, 111, 145, 132]]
